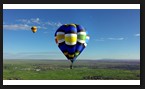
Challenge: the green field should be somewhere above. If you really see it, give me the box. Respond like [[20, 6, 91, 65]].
[[3, 59, 140, 80]]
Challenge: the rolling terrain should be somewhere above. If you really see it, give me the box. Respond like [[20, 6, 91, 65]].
[[3, 59, 140, 80]]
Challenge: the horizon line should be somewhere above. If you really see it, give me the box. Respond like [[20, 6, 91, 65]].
[[3, 58, 140, 60]]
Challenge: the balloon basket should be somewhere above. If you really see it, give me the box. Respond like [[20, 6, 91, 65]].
[[70, 62, 73, 69]]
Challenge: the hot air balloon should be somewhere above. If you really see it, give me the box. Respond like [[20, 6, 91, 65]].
[[55, 24, 90, 69], [31, 26, 37, 33]]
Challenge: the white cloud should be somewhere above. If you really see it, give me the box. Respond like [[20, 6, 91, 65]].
[[3, 24, 31, 30], [3, 23, 47, 30], [95, 37, 124, 41], [17, 18, 62, 28], [107, 37, 124, 40], [134, 34, 140, 37], [17, 18, 41, 24], [17, 19, 31, 24], [46, 21, 62, 27], [4, 18, 63, 31], [31, 18, 40, 24]]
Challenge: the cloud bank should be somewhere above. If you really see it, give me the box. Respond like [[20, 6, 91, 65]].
[[4, 18, 63, 30], [3, 24, 31, 30], [107, 37, 124, 40], [95, 37, 125, 41]]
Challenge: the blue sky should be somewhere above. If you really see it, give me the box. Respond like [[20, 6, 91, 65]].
[[3, 9, 140, 60]]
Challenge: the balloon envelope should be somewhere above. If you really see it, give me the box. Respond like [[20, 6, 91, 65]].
[[31, 26, 37, 33], [55, 24, 90, 63]]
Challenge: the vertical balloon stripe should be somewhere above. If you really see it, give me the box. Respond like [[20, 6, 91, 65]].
[[69, 24, 77, 28], [77, 34, 86, 40], [63, 52, 68, 56], [67, 45, 76, 54], [77, 32, 86, 35], [77, 32, 86, 43], [57, 32, 65, 35], [56, 34, 64, 40], [78, 35, 86, 40], [76, 25, 85, 32], [75, 51, 80, 56], [68, 54, 75, 57], [77, 32, 86, 39], [76, 43, 84, 52], [65, 25, 77, 33], [58, 42, 67, 52], [56, 32, 65, 43], [65, 34, 77, 45], [57, 25, 66, 32], [55, 37, 58, 44], [79, 46, 85, 53]]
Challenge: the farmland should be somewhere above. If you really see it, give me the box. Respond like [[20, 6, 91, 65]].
[[3, 59, 140, 80]]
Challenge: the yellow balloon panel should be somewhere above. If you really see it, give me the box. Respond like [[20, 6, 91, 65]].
[[65, 34, 77, 45]]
